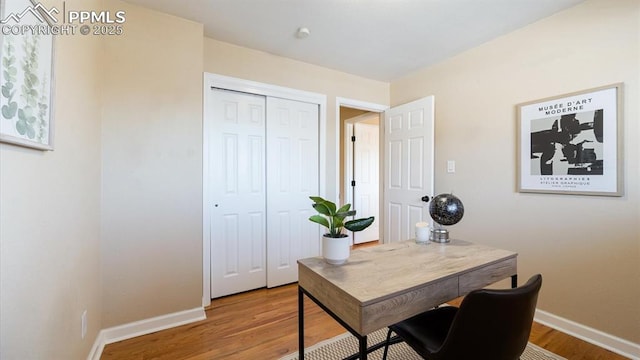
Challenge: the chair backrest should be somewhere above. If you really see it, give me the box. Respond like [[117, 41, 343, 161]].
[[437, 274, 542, 360]]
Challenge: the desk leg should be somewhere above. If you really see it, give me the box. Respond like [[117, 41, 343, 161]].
[[300, 286, 387, 360], [359, 335, 368, 360], [299, 286, 304, 360], [511, 274, 518, 289]]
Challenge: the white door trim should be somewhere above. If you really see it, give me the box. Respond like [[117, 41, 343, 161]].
[[335, 97, 388, 240], [203, 73, 327, 307]]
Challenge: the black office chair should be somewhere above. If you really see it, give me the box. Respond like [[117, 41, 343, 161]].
[[382, 274, 542, 360]]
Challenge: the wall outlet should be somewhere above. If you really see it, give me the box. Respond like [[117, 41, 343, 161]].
[[81, 310, 87, 339]]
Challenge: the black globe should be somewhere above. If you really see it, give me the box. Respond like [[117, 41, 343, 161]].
[[429, 193, 464, 226]]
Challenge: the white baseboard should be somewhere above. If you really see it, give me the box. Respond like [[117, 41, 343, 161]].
[[87, 307, 206, 360], [535, 309, 640, 359]]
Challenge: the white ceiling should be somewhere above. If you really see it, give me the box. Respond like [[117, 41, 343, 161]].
[[123, 0, 585, 82]]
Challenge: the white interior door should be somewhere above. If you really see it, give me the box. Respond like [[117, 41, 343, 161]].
[[383, 96, 435, 243], [353, 122, 380, 244], [266, 97, 320, 287], [210, 89, 267, 298]]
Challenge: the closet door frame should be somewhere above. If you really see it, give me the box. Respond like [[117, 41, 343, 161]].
[[202, 73, 327, 307]]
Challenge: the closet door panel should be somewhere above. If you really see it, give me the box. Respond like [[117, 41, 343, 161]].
[[266, 97, 320, 287], [210, 89, 267, 298]]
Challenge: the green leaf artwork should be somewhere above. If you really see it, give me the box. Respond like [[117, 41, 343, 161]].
[[1, 28, 51, 148]]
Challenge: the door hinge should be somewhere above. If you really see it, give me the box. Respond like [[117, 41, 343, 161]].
[[351, 180, 356, 187], [351, 135, 356, 142]]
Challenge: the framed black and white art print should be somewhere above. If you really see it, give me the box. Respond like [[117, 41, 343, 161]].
[[517, 83, 623, 196]]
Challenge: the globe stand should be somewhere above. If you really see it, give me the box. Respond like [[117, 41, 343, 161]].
[[430, 227, 450, 243]]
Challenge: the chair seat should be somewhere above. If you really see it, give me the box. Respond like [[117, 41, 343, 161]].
[[389, 306, 457, 357]]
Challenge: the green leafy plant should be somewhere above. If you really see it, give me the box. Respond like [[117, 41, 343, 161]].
[[309, 196, 374, 238]]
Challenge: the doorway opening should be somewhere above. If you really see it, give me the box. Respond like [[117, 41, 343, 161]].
[[336, 98, 388, 246], [336, 96, 435, 247], [342, 109, 380, 244]]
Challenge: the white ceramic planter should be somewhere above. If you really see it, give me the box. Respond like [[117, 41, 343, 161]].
[[322, 234, 351, 265]]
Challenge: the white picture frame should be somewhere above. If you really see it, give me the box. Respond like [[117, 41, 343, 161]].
[[0, 0, 55, 150], [516, 83, 623, 196]]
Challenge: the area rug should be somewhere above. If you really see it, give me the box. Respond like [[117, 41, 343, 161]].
[[280, 328, 566, 360]]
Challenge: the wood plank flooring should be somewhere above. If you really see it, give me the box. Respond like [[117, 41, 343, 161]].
[[101, 283, 628, 359]]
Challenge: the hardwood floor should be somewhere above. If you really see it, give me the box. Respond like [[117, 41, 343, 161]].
[[101, 283, 628, 360]]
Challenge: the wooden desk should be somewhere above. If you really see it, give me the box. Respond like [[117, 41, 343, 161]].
[[297, 239, 517, 360]]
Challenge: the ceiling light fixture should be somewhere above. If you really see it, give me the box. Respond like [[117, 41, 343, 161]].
[[296, 27, 310, 39]]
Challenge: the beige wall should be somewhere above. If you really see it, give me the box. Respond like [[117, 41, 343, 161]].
[[101, 1, 204, 327], [0, 0, 103, 358], [204, 38, 390, 200], [391, 0, 639, 343]]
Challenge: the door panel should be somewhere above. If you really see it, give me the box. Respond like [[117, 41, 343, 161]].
[[408, 137, 424, 189], [384, 97, 435, 243], [266, 97, 320, 287], [388, 202, 402, 242], [210, 89, 267, 298]]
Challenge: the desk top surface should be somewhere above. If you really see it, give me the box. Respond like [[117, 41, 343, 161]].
[[298, 239, 517, 305]]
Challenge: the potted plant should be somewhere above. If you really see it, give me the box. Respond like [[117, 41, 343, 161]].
[[309, 196, 375, 265]]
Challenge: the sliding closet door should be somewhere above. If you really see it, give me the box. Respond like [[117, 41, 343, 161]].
[[266, 97, 320, 287], [210, 89, 267, 298]]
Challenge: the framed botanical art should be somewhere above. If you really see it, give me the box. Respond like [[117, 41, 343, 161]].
[[516, 83, 623, 196], [0, 0, 55, 150]]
